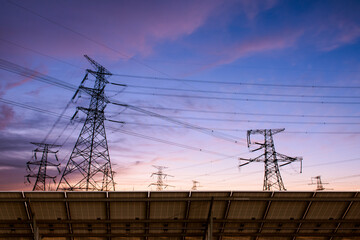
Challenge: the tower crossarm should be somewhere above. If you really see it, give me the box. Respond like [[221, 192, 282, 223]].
[[30, 142, 61, 149], [79, 86, 109, 101], [276, 153, 303, 168], [84, 55, 112, 75], [78, 106, 105, 115], [239, 154, 265, 167], [246, 128, 285, 147]]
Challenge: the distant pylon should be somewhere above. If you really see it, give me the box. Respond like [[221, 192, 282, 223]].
[[309, 176, 330, 191], [149, 165, 174, 191], [239, 128, 302, 191], [191, 180, 200, 190], [57, 55, 115, 191], [26, 142, 61, 191]]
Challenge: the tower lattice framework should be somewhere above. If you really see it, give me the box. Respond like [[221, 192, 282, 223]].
[[57, 55, 115, 191], [239, 128, 302, 191], [26, 142, 60, 191]]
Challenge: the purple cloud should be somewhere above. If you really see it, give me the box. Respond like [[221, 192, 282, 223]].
[[2, 0, 224, 59]]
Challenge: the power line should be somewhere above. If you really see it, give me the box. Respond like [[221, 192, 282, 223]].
[[2, 96, 359, 185], [201, 157, 360, 186], [3, 57, 360, 106], [167, 152, 249, 172], [111, 73, 360, 89], [116, 105, 360, 119], [119, 112, 360, 125], [2, 97, 360, 135], [0, 58, 77, 91], [3, 33, 359, 98], [119, 91, 360, 105], [0, 97, 72, 119], [121, 122, 360, 135], [126, 59, 360, 74], [106, 122, 234, 157], [0, 38, 84, 70], [111, 82, 360, 99], [110, 102, 245, 144]]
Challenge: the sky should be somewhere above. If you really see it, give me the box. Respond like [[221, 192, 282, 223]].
[[0, 0, 360, 191]]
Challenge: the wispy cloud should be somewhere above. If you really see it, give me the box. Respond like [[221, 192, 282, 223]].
[[0, 105, 14, 130], [238, 0, 278, 20], [184, 28, 303, 75]]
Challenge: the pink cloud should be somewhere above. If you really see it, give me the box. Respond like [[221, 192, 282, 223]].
[[5, 71, 38, 90], [0, 105, 14, 130], [229, 29, 302, 59], [183, 29, 303, 75], [238, 0, 278, 20], [319, 22, 360, 51], [306, 2, 360, 51]]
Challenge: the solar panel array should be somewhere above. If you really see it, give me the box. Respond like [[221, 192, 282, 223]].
[[0, 191, 359, 239]]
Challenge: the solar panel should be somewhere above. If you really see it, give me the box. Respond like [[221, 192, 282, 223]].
[[0, 191, 359, 239]]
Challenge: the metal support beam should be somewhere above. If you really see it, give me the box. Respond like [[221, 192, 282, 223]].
[[64, 192, 73, 240], [106, 192, 111, 240], [22, 192, 34, 235], [329, 192, 358, 240], [144, 192, 150, 240], [182, 191, 192, 240], [219, 191, 232, 240], [207, 214, 213, 240], [255, 192, 274, 240], [292, 192, 316, 240], [204, 197, 214, 240], [33, 217, 39, 240]]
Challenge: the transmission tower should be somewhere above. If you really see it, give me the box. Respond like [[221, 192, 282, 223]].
[[25, 142, 61, 191], [309, 176, 330, 191], [57, 55, 115, 191], [239, 128, 302, 191], [191, 180, 200, 191], [149, 165, 174, 191]]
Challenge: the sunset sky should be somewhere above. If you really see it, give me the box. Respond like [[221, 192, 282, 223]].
[[0, 0, 360, 191]]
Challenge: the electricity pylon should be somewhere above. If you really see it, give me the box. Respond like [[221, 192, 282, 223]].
[[149, 165, 174, 191], [309, 176, 330, 191], [239, 128, 302, 191], [57, 55, 115, 191], [26, 142, 61, 191]]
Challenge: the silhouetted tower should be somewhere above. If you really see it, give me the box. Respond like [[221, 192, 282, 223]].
[[239, 128, 302, 191], [309, 176, 329, 191], [149, 165, 174, 191], [26, 142, 60, 191], [57, 55, 115, 191], [191, 180, 200, 190]]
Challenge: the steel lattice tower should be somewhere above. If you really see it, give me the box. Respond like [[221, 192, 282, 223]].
[[26, 142, 60, 191], [149, 165, 173, 191], [57, 55, 115, 191], [309, 176, 330, 191], [239, 128, 302, 191]]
